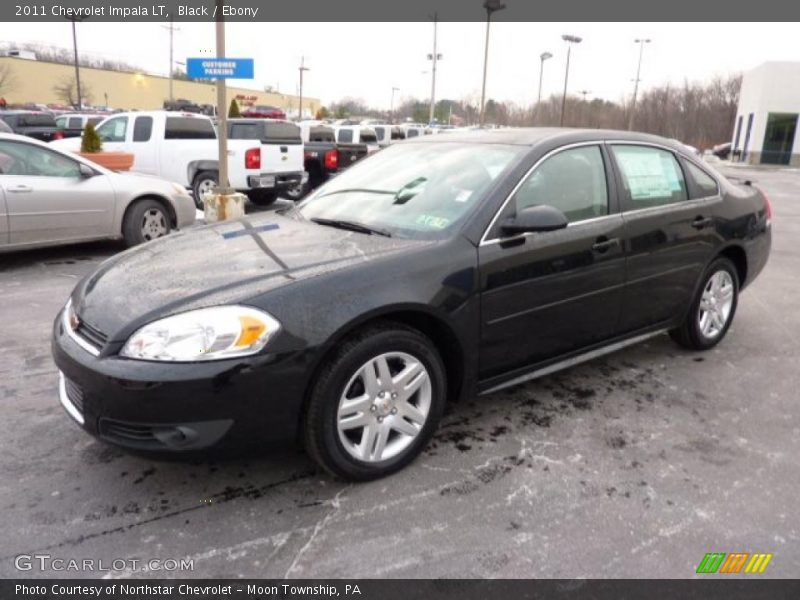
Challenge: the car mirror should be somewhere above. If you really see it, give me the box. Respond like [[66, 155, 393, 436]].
[[78, 163, 96, 178], [501, 205, 569, 235]]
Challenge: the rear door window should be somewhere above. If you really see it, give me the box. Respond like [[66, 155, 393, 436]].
[[611, 145, 688, 210], [683, 160, 720, 199], [337, 128, 354, 143], [164, 117, 216, 139]]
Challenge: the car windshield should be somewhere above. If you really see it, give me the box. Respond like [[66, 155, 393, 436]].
[[298, 142, 524, 239]]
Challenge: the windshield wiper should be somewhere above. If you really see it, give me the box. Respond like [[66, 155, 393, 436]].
[[311, 218, 392, 238]]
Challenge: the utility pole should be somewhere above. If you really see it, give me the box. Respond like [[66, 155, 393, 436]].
[[298, 56, 309, 121], [628, 38, 651, 131], [479, 0, 506, 127], [65, 17, 88, 109], [214, 0, 231, 194], [427, 13, 442, 124], [162, 16, 181, 102]]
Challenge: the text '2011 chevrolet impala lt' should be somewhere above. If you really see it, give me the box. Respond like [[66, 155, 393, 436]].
[[52, 129, 772, 480]]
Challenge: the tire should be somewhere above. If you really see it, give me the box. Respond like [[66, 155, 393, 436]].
[[246, 190, 278, 206], [283, 180, 310, 201], [122, 199, 172, 247], [304, 322, 447, 481], [192, 170, 218, 209], [669, 257, 739, 350]]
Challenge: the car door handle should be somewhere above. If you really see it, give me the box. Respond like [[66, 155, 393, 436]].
[[692, 216, 713, 229], [7, 184, 33, 193], [591, 237, 619, 253]]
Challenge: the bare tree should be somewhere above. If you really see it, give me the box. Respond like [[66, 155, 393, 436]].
[[53, 77, 93, 108]]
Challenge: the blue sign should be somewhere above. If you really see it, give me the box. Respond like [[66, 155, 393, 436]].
[[186, 58, 254, 79]]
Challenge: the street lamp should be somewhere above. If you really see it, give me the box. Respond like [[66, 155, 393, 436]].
[[65, 14, 89, 109], [559, 34, 582, 127], [579, 90, 591, 100], [427, 12, 443, 124], [390, 86, 399, 123], [298, 56, 309, 121], [627, 38, 651, 130], [479, 0, 506, 127], [161, 16, 181, 103], [537, 51, 552, 106]]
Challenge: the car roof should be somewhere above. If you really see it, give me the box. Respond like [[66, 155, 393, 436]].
[[404, 127, 691, 152]]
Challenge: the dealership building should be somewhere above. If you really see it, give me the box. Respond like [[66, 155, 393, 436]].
[[0, 56, 320, 117], [731, 62, 800, 166]]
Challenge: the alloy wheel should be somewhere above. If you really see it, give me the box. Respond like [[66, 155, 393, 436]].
[[140, 208, 168, 241], [697, 270, 734, 340], [336, 351, 432, 463]]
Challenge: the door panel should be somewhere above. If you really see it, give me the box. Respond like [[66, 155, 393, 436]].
[[479, 216, 627, 379]]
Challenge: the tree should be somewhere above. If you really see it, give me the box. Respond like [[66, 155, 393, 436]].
[[53, 77, 93, 108], [315, 106, 330, 119], [171, 68, 191, 81], [228, 99, 241, 118], [80, 122, 103, 153]]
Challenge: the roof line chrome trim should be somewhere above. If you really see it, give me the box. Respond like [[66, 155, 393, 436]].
[[480, 329, 668, 395]]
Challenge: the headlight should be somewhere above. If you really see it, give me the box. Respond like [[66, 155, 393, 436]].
[[171, 182, 190, 196], [120, 306, 280, 362]]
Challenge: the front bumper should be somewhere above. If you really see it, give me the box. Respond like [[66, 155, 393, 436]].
[[247, 171, 307, 191], [52, 310, 311, 453]]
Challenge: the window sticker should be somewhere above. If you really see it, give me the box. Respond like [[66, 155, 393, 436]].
[[416, 214, 450, 229], [616, 150, 679, 200]]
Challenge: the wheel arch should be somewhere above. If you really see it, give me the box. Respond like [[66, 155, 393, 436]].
[[121, 194, 177, 233], [717, 243, 748, 289], [187, 160, 219, 186]]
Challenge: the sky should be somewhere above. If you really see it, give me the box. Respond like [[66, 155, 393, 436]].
[[3, 22, 799, 108]]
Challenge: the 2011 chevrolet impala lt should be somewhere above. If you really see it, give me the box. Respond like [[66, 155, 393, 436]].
[[52, 129, 772, 480]]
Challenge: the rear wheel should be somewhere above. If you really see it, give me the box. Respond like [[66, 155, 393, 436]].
[[192, 170, 218, 209], [304, 323, 446, 481], [246, 190, 278, 206], [670, 257, 739, 350], [122, 199, 171, 247]]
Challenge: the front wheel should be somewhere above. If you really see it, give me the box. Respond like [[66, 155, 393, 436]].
[[122, 199, 171, 247], [304, 323, 446, 481], [670, 257, 739, 350]]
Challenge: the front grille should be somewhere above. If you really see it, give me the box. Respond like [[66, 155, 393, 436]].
[[75, 319, 108, 349], [63, 377, 84, 415]]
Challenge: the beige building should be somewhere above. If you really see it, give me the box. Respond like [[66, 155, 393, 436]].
[[0, 56, 320, 116]]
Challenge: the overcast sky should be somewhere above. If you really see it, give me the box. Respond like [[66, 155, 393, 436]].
[[4, 22, 799, 108]]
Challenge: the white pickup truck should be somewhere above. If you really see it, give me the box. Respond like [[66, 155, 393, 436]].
[[50, 111, 306, 207]]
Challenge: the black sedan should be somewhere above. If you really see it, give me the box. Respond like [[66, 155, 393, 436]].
[[52, 128, 772, 480]]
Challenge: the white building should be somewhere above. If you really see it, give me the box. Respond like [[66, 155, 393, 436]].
[[731, 62, 800, 166]]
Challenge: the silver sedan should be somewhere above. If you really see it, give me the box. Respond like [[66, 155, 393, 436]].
[[0, 133, 195, 252]]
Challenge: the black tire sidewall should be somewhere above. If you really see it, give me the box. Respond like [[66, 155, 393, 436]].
[[247, 190, 278, 206], [310, 328, 446, 481], [688, 257, 739, 350], [122, 199, 171, 247], [192, 171, 218, 209]]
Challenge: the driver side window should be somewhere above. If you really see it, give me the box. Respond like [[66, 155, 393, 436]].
[[513, 145, 609, 223], [95, 117, 128, 142], [0, 141, 81, 178]]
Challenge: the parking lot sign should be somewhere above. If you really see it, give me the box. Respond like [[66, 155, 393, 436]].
[[186, 58, 254, 79]]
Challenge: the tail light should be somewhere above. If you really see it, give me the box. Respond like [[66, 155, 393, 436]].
[[245, 147, 261, 170], [761, 189, 773, 227], [324, 149, 339, 170], [53, 131, 64, 140]]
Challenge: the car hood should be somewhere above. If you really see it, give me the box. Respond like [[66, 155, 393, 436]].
[[73, 212, 429, 341]]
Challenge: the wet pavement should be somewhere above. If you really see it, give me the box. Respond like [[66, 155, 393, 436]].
[[0, 170, 798, 578]]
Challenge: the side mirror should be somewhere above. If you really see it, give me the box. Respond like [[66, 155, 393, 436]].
[[501, 205, 568, 235], [78, 163, 96, 178]]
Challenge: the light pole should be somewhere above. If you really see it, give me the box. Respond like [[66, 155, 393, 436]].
[[559, 34, 582, 127], [628, 38, 651, 131], [427, 13, 443, 124], [298, 56, 309, 121], [161, 16, 181, 103], [65, 15, 88, 109], [535, 51, 552, 124], [479, 0, 506, 127], [390, 86, 399, 123], [579, 90, 591, 100]]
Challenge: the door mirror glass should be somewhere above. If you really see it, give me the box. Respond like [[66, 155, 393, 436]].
[[501, 205, 569, 235], [78, 163, 96, 178]]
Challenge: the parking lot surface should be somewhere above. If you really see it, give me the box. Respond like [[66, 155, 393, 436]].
[[1, 169, 798, 579]]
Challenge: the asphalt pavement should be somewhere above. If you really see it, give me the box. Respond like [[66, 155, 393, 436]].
[[0, 168, 798, 578]]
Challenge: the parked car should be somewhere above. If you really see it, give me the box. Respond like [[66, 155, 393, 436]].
[[286, 121, 368, 199], [333, 125, 380, 153], [55, 113, 105, 138], [373, 124, 406, 147], [50, 111, 305, 207], [241, 105, 286, 120], [0, 119, 11, 134], [0, 133, 195, 251], [712, 142, 732, 160], [400, 124, 430, 139], [0, 110, 64, 141], [52, 128, 771, 480]]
